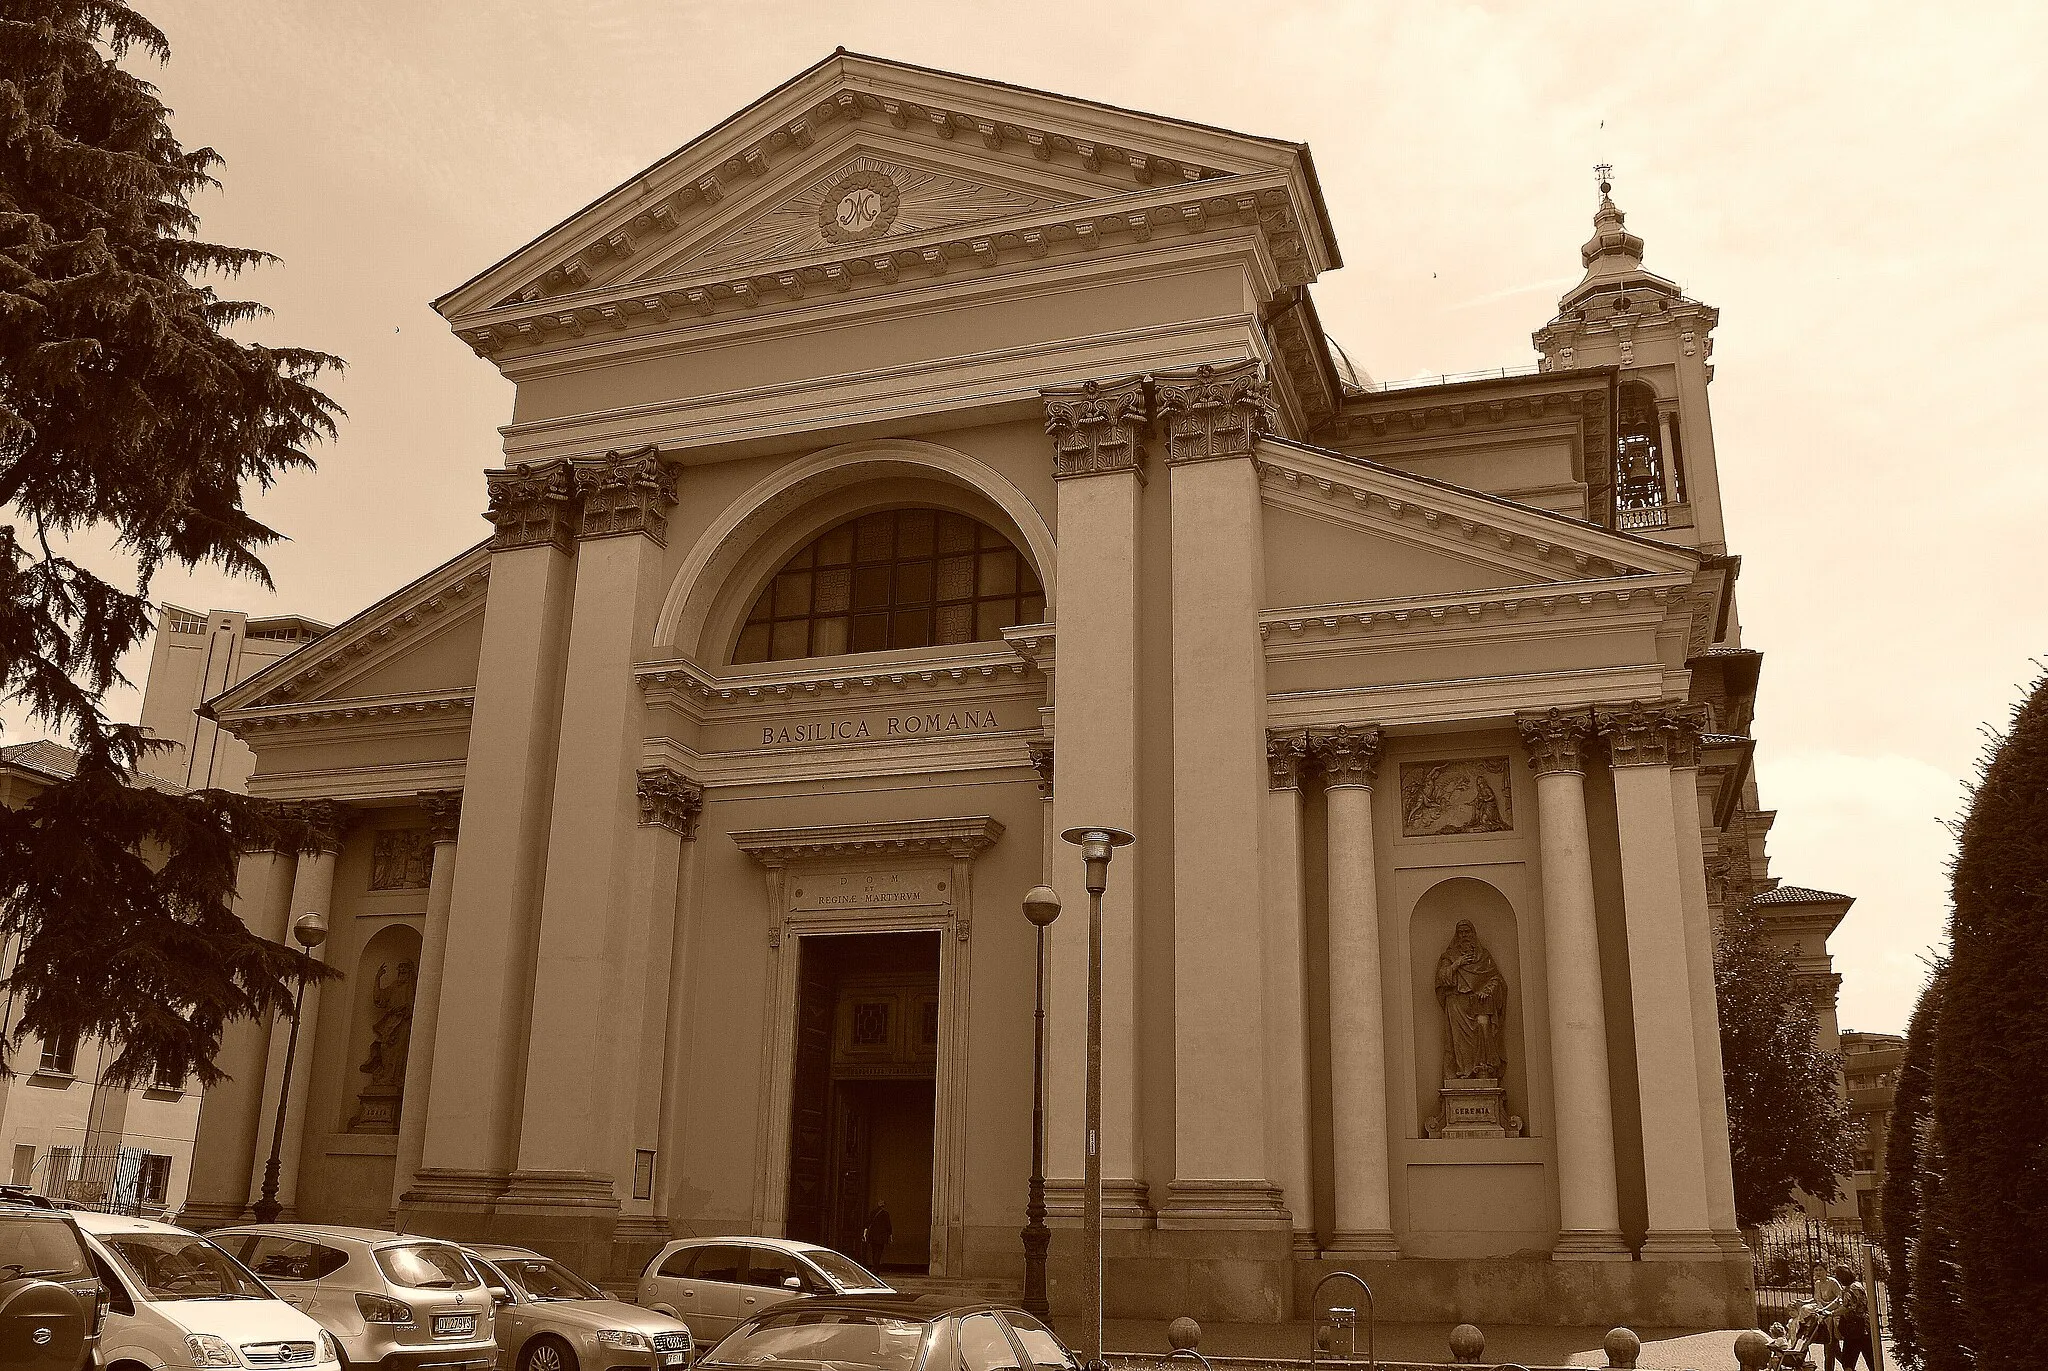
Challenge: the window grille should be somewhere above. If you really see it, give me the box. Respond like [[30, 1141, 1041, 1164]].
[[734, 508, 1043, 664]]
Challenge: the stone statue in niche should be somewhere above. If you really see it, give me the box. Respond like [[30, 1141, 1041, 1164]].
[[348, 960, 416, 1133], [1400, 757, 1512, 837], [1435, 920, 1507, 1079], [1426, 921, 1522, 1140]]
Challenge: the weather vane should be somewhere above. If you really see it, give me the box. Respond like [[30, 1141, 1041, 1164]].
[[1595, 163, 1614, 196]]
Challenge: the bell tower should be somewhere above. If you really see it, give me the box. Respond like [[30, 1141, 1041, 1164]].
[[1533, 168, 1728, 554]]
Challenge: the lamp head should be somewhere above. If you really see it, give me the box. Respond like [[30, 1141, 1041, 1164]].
[[1022, 885, 1062, 928], [291, 911, 328, 950], [1058, 826, 1134, 896]]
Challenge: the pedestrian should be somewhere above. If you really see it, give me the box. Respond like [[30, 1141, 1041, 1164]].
[[862, 1201, 892, 1271], [1822, 1262, 1874, 1371]]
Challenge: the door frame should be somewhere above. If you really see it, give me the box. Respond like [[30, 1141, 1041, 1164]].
[[734, 817, 1003, 1277]]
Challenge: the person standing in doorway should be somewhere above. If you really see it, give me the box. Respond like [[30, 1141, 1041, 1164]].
[[862, 1201, 893, 1271]]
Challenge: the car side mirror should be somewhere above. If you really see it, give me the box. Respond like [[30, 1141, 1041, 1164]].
[[783, 1275, 803, 1291], [487, 1285, 512, 1305]]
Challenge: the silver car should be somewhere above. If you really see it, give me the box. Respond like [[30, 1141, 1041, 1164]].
[[465, 1246, 691, 1371], [636, 1238, 890, 1348], [212, 1224, 495, 1371]]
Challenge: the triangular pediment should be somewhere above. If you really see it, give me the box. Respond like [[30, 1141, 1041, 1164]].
[[644, 148, 1079, 278], [209, 545, 492, 720], [436, 50, 1336, 328]]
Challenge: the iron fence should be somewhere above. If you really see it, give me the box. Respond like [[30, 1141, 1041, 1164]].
[[27, 1146, 174, 1218], [1750, 1216, 1891, 1343]]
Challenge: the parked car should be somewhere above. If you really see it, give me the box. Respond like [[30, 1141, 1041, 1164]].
[[463, 1244, 692, 1371], [695, 1298, 1078, 1371], [211, 1224, 496, 1371], [74, 1211, 341, 1370], [636, 1239, 890, 1346], [0, 1190, 103, 1371]]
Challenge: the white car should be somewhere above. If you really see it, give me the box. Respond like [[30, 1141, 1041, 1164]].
[[73, 1211, 341, 1371], [636, 1238, 891, 1347]]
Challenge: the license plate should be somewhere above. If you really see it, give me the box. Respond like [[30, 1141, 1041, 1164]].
[[663, 1357, 690, 1368], [433, 1314, 477, 1337]]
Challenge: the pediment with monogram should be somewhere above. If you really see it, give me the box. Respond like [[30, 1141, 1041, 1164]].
[[653, 152, 1075, 277]]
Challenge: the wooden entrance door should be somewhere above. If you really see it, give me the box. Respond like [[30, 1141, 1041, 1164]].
[[783, 945, 834, 1244]]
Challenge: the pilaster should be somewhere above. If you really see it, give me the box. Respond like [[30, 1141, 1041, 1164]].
[[1262, 730, 1315, 1257], [643, 767, 704, 1229], [391, 790, 461, 1214]]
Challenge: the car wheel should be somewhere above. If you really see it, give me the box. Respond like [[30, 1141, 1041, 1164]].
[[521, 1335, 579, 1371]]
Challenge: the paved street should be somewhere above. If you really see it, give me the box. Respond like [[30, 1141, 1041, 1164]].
[[1101, 1318, 1744, 1369]]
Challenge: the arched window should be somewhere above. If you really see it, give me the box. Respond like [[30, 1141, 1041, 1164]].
[[734, 508, 1044, 664]]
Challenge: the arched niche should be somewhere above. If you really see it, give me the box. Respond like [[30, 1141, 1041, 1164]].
[[341, 923, 422, 1135], [656, 440, 1056, 662], [1409, 877, 1530, 1134]]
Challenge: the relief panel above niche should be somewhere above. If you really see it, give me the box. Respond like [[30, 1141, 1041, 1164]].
[[664, 154, 1075, 275]]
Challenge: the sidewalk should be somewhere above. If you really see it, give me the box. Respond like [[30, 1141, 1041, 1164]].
[[1099, 1318, 1744, 1369]]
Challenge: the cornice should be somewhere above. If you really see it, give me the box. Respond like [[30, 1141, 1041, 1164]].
[[1001, 623, 1055, 674], [455, 178, 1311, 362], [1267, 663, 1674, 733], [221, 687, 477, 743], [638, 645, 1039, 719], [731, 815, 1005, 866], [1259, 575, 1692, 650]]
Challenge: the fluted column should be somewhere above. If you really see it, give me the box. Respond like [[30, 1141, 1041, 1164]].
[[390, 791, 461, 1214], [1599, 704, 1718, 1259], [1666, 716, 1744, 1253], [1042, 377, 1150, 1225], [182, 844, 296, 1228], [1262, 731, 1316, 1257], [1515, 710, 1627, 1259], [643, 769, 705, 1230], [251, 800, 346, 1216], [1313, 725, 1398, 1256]]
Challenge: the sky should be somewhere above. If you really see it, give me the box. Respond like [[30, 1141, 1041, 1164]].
[[12, 1, 2047, 1035]]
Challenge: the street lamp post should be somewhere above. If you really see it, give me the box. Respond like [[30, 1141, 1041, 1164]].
[[1019, 884, 1062, 1319], [251, 910, 328, 1225], [1058, 826, 1133, 1370]]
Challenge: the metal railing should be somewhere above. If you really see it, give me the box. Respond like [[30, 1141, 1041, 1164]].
[[1353, 363, 1545, 394], [26, 1147, 173, 1218], [1306, 1270, 1376, 1369]]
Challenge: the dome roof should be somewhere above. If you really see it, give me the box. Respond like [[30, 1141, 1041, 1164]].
[[1324, 333, 1374, 393]]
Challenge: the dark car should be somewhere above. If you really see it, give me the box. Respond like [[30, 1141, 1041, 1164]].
[[696, 1297, 1077, 1371], [0, 1191, 104, 1371]]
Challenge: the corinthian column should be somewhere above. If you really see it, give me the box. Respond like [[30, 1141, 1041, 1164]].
[[641, 768, 704, 1230], [391, 790, 461, 1214], [1263, 731, 1315, 1256], [1599, 703, 1717, 1260], [1515, 709, 1626, 1259], [1041, 377, 1150, 1227], [1312, 725, 1398, 1257]]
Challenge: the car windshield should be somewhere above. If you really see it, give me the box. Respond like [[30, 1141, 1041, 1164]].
[[493, 1256, 603, 1302], [802, 1250, 887, 1292], [104, 1233, 270, 1301], [376, 1243, 481, 1290], [706, 1310, 928, 1371], [0, 1214, 89, 1280]]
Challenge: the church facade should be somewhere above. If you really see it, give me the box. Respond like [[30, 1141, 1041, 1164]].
[[182, 54, 1767, 1326]]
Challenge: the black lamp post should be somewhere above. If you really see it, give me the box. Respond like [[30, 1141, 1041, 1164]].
[[1058, 825, 1133, 1370], [1019, 884, 1062, 1319], [252, 910, 327, 1225]]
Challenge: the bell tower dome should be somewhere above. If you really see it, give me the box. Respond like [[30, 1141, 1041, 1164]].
[[1533, 168, 1729, 553]]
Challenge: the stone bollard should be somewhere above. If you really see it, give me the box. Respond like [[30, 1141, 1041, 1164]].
[[1603, 1327, 1640, 1368], [1733, 1329, 1771, 1370], [1448, 1323, 1486, 1365], [1167, 1317, 1202, 1353]]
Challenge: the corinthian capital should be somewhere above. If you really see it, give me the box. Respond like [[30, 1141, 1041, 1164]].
[[1664, 705, 1710, 770], [484, 459, 579, 553], [637, 766, 704, 838], [1027, 740, 1054, 800], [1042, 374, 1148, 479], [1266, 729, 1309, 791], [1153, 359, 1272, 465], [1597, 702, 1679, 768], [417, 789, 463, 844], [1516, 708, 1596, 777], [279, 798, 352, 855], [576, 445, 680, 546], [1308, 724, 1382, 788]]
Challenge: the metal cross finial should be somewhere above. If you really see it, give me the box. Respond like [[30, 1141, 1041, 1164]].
[[1595, 163, 1614, 196]]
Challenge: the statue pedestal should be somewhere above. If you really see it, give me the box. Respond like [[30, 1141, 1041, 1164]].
[[350, 1084, 402, 1133], [1426, 1078, 1522, 1139]]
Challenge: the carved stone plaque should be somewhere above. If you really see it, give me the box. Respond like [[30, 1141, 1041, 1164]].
[[1400, 756, 1513, 837], [787, 869, 950, 912], [369, 828, 434, 891]]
